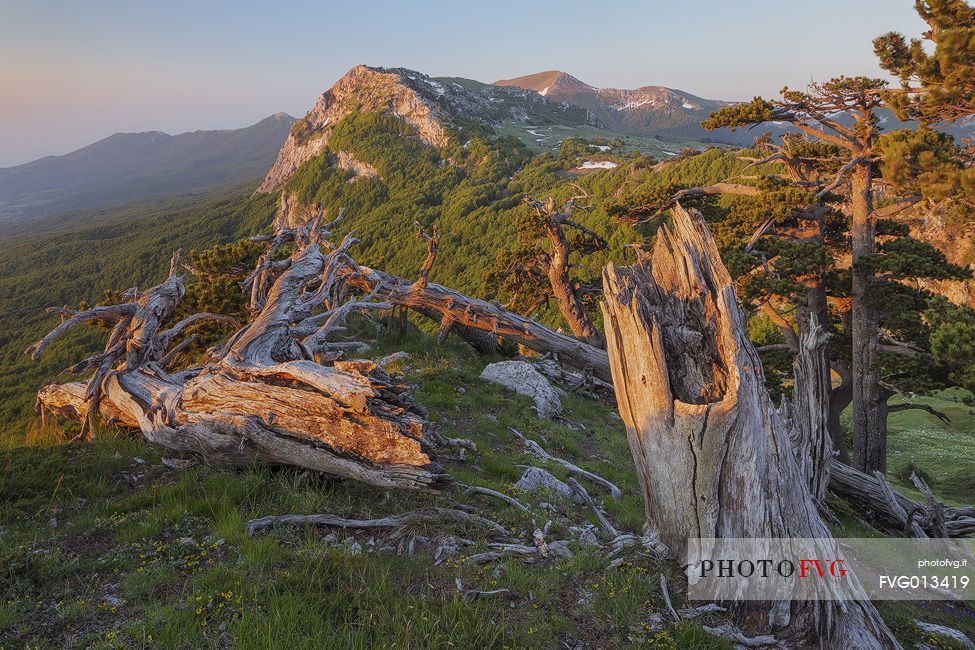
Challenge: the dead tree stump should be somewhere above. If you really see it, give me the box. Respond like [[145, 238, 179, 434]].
[[600, 203, 897, 648]]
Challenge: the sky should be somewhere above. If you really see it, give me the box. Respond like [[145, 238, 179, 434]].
[[0, 0, 928, 167]]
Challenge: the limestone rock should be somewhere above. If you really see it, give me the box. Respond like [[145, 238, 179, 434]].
[[515, 467, 578, 502], [479, 361, 562, 418]]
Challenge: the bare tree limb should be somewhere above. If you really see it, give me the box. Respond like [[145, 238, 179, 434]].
[[245, 507, 510, 538], [887, 402, 950, 424]]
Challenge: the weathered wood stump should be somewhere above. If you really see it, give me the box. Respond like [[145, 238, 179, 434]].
[[600, 203, 897, 648]]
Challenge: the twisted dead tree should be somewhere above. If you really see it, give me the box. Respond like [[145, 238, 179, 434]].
[[28, 217, 448, 491], [405, 222, 499, 354], [600, 203, 897, 647], [485, 187, 607, 348], [335, 255, 613, 383]]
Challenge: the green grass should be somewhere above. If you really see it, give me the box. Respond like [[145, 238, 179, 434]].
[[2, 330, 973, 647], [0, 331, 734, 649], [840, 388, 975, 504]]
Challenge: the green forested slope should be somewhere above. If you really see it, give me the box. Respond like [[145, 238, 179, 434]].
[[3, 111, 972, 505], [0, 189, 278, 435], [0, 113, 744, 442]]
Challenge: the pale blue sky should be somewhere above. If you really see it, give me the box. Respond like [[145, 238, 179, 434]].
[[0, 0, 926, 166]]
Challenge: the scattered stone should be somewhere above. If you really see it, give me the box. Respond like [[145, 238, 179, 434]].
[[103, 595, 123, 607], [348, 540, 363, 556], [322, 533, 337, 544], [516, 467, 579, 502], [132, 458, 145, 465], [578, 526, 601, 547], [433, 536, 459, 564], [457, 386, 466, 394], [576, 588, 593, 606], [176, 537, 198, 547], [547, 540, 573, 558], [479, 361, 562, 418]]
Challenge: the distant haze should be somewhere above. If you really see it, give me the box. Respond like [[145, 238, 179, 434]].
[[1, 0, 926, 166]]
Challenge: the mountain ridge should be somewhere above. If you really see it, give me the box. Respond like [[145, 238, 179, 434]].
[[493, 69, 743, 143], [0, 113, 295, 227], [257, 65, 597, 193]]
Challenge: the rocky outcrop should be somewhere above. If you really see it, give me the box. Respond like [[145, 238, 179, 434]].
[[479, 361, 562, 418], [334, 150, 378, 180], [257, 66, 496, 194], [908, 205, 975, 309], [257, 65, 601, 196]]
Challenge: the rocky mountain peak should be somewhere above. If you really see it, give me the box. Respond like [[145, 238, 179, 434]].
[[494, 70, 594, 97], [257, 65, 494, 194], [258, 65, 598, 194]]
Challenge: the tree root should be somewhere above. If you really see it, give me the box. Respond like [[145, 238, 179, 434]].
[[245, 507, 510, 538], [567, 477, 619, 538], [461, 484, 530, 512], [508, 427, 621, 498]]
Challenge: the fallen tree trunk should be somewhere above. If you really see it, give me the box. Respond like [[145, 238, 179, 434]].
[[30, 220, 448, 492], [600, 203, 897, 647], [829, 461, 975, 537], [339, 261, 613, 382]]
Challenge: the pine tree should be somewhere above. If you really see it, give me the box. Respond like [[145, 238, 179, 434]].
[[484, 189, 607, 347], [701, 78, 970, 473], [875, 0, 975, 125]]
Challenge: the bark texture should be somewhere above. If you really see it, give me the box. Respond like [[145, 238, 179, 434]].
[[778, 315, 834, 504], [339, 263, 612, 382], [851, 162, 888, 474], [600, 203, 897, 648], [29, 222, 448, 492]]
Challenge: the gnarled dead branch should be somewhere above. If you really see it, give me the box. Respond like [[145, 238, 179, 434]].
[[29, 218, 447, 491]]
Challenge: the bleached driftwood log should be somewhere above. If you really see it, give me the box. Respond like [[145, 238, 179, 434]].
[[29, 219, 447, 491], [600, 204, 897, 648]]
